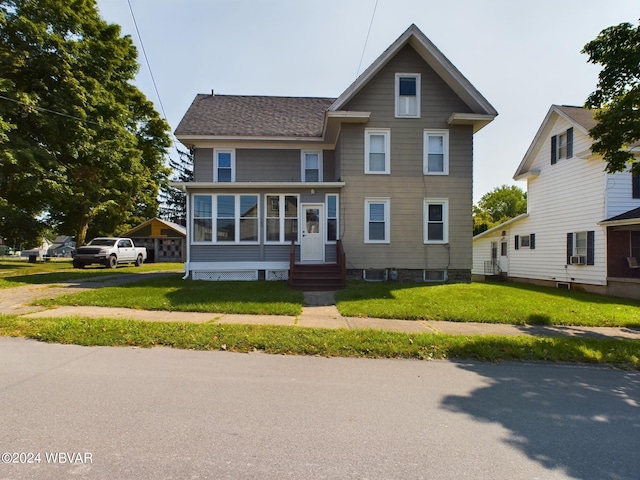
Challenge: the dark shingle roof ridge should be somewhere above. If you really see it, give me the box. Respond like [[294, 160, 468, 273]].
[[196, 93, 337, 101]]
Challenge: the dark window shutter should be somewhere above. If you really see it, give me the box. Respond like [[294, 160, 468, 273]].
[[587, 231, 595, 265], [566, 233, 573, 264], [633, 175, 640, 199], [514, 235, 520, 250], [530, 233, 535, 250], [567, 128, 573, 158], [551, 136, 557, 164]]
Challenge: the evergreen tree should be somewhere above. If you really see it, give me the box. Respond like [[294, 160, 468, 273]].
[[159, 147, 193, 226]]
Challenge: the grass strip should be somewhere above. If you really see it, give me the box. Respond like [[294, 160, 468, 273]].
[[1, 315, 638, 369]]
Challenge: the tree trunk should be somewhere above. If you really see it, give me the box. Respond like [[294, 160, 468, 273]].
[[75, 221, 89, 247]]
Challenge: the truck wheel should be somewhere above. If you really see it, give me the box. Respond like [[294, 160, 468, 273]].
[[106, 255, 118, 269], [73, 259, 84, 269], [135, 254, 143, 267]]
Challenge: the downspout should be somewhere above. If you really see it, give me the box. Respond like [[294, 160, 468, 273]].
[[182, 186, 190, 280]]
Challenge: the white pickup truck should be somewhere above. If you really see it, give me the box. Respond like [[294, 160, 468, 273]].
[[72, 237, 147, 269]]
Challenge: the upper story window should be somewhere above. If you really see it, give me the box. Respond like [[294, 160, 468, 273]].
[[632, 174, 639, 199], [214, 149, 235, 182], [551, 128, 573, 165], [302, 151, 322, 182], [395, 73, 420, 118], [365, 128, 390, 174], [424, 130, 449, 175]]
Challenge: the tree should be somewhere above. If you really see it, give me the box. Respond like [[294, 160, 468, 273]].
[[582, 20, 640, 174], [473, 185, 527, 235], [159, 147, 194, 226], [0, 0, 171, 246]]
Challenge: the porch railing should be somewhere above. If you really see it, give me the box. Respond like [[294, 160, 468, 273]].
[[337, 239, 346, 288], [288, 239, 296, 287], [484, 260, 500, 275]]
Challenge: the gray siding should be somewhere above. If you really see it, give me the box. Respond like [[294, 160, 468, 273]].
[[194, 149, 338, 183], [338, 45, 474, 271], [191, 245, 261, 262], [237, 149, 299, 182], [194, 148, 213, 182]]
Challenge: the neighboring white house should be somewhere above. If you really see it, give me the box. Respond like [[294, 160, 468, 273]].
[[473, 105, 640, 300]]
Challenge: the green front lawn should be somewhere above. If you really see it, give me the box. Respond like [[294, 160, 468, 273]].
[[35, 275, 640, 328], [36, 275, 304, 316], [0, 258, 183, 288], [336, 281, 640, 327]]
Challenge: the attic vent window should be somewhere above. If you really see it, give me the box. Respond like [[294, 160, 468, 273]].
[[395, 73, 420, 118]]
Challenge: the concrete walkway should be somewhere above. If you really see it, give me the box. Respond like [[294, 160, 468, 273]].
[[9, 283, 640, 341]]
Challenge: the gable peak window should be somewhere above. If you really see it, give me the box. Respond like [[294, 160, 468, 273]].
[[551, 127, 573, 165], [395, 73, 420, 118]]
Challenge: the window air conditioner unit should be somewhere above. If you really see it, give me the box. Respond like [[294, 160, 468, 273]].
[[570, 255, 586, 265]]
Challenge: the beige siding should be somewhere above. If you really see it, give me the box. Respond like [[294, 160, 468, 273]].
[[338, 45, 474, 271]]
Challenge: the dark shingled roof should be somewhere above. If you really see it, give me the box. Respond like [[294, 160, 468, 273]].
[[556, 105, 598, 131], [603, 206, 640, 223], [175, 95, 336, 138]]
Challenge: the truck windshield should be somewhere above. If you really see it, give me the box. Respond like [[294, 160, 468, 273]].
[[87, 239, 116, 247]]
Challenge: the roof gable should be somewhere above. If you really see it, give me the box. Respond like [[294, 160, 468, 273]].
[[513, 105, 596, 180], [330, 24, 497, 118]]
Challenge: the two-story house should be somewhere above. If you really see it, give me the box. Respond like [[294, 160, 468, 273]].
[[174, 24, 497, 288], [473, 105, 640, 300]]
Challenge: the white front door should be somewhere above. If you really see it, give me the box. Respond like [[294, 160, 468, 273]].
[[301, 204, 324, 262]]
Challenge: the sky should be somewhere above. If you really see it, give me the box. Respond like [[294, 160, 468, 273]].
[[95, 0, 638, 203]]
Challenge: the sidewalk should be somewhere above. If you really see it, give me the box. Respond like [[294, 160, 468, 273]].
[[17, 289, 640, 341]]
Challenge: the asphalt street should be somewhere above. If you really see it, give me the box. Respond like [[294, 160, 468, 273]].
[[1, 337, 639, 479]]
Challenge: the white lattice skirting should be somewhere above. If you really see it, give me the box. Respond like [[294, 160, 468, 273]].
[[192, 270, 259, 281], [266, 270, 289, 281]]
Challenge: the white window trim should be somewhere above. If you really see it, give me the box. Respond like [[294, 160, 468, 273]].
[[264, 194, 300, 244], [364, 128, 390, 175], [192, 194, 259, 245], [395, 73, 421, 118], [574, 231, 587, 256], [325, 193, 339, 243], [424, 198, 448, 244], [423, 129, 449, 175], [301, 150, 323, 182], [520, 234, 531, 249], [214, 148, 236, 182], [364, 198, 390, 244]]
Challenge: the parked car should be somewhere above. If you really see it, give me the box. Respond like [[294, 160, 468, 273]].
[[73, 238, 147, 269]]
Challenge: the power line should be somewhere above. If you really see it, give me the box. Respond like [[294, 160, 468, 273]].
[[356, 0, 380, 78], [127, 0, 167, 120], [0, 94, 101, 126]]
